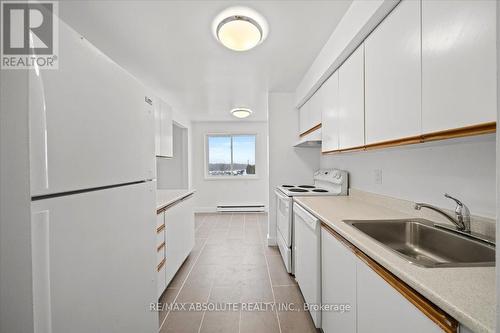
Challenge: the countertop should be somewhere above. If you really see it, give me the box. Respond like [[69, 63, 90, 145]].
[[294, 192, 495, 333], [156, 189, 196, 212]]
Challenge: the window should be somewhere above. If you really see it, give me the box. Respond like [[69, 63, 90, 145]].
[[206, 134, 256, 177]]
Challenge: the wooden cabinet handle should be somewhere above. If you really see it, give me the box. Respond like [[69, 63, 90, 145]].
[[157, 258, 165, 272], [299, 123, 322, 137], [156, 224, 165, 233]]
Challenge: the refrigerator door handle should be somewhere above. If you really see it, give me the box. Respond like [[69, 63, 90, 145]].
[[31, 210, 53, 333]]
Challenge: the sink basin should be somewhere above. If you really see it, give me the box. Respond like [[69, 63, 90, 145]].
[[344, 219, 495, 268]]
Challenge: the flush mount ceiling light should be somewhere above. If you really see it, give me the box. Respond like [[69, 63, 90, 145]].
[[213, 7, 268, 51], [230, 107, 253, 119]]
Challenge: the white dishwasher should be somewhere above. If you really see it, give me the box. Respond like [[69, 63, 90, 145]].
[[293, 202, 321, 328]]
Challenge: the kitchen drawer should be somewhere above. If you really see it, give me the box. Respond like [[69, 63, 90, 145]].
[[156, 223, 165, 245], [156, 212, 164, 228]]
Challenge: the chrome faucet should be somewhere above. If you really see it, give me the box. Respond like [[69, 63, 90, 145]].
[[414, 194, 471, 233]]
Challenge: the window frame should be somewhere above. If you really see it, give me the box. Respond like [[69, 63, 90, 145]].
[[204, 133, 258, 180]]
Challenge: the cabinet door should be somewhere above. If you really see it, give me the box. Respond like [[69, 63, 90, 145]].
[[321, 71, 340, 153], [157, 260, 166, 299], [309, 87, 322, 129], [164, 195, 195, 286], [338, 45, 365, 150], [156, 212, 166, 297], [364, 0, 421, 144], [357, 259, 442, 333], [155, 99, 173, 158], [422, 0, 496, 133], [159, 101, 173, 157], [321, 227, 356, 333], [154, 98, 161, 157], [299, 101, 309, 135]]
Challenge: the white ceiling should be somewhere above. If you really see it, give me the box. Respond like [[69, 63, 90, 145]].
[[59, 0, 352, 121]]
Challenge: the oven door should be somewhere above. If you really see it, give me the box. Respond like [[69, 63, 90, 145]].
[[275, 189, 292, 247]]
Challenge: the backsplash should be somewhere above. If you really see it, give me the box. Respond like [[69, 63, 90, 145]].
[[320, 134, 496, 219]]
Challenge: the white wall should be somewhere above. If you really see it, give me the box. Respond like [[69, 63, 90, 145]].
[[321, 135, 497, 219], [157, 124, 189, 189], [191, 121, 269, 212], [268, 93, 321, 244]]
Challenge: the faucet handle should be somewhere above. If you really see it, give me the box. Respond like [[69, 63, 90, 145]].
[[444, 193, 471, 232], [444, 193, 464, 208]]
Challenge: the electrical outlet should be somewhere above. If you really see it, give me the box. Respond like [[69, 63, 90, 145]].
[[374, 169, 382, 184]]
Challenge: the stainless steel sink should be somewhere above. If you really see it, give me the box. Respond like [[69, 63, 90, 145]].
[[344, 219, 495, 268]]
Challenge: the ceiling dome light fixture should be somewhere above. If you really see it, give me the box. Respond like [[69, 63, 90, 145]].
[[230, 107, 253, 119], [213, 7, 268, 51]]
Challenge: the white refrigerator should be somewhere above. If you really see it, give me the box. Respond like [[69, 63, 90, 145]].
[[29, 18, 157, 333]]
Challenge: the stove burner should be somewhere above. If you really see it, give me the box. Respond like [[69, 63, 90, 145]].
[[312, 189, 329, 193], [282, 185, 294, 188], [298, 185, 315, 189], [288, 188, 309, 192]]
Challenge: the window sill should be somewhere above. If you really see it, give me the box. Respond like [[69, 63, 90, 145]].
[[204, 175, 260, 181]]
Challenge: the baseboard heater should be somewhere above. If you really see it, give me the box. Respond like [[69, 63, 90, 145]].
[[216, 204, 265, 212]]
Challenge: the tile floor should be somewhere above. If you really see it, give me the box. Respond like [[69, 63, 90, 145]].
[[158, 213, 318, 333]]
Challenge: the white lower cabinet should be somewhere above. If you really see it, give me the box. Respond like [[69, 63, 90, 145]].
[[321, 228, 356, 333], [156, 193, 195, 298], [322, 226, 453, 333], [164, 194, 195, 287], [157, 260, 167, 299], [356, 260, 442, 333], [156, 213, 166, 298]]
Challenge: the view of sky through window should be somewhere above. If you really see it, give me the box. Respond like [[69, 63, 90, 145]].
[[207, 135, 256, 176]]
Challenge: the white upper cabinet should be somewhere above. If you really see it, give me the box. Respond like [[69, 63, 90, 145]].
[[422, 0, 497, 133], [154, 98, 173, 158], [154, 98, 161, 157], [299, 100, 309, 135], [160, 101, 173, 158], [364, 0, 421, 144], [321, 71, 340, 153], [338, 45, 365, 150], [309, 87, 323, 129], [298, 87, 322, 136]]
